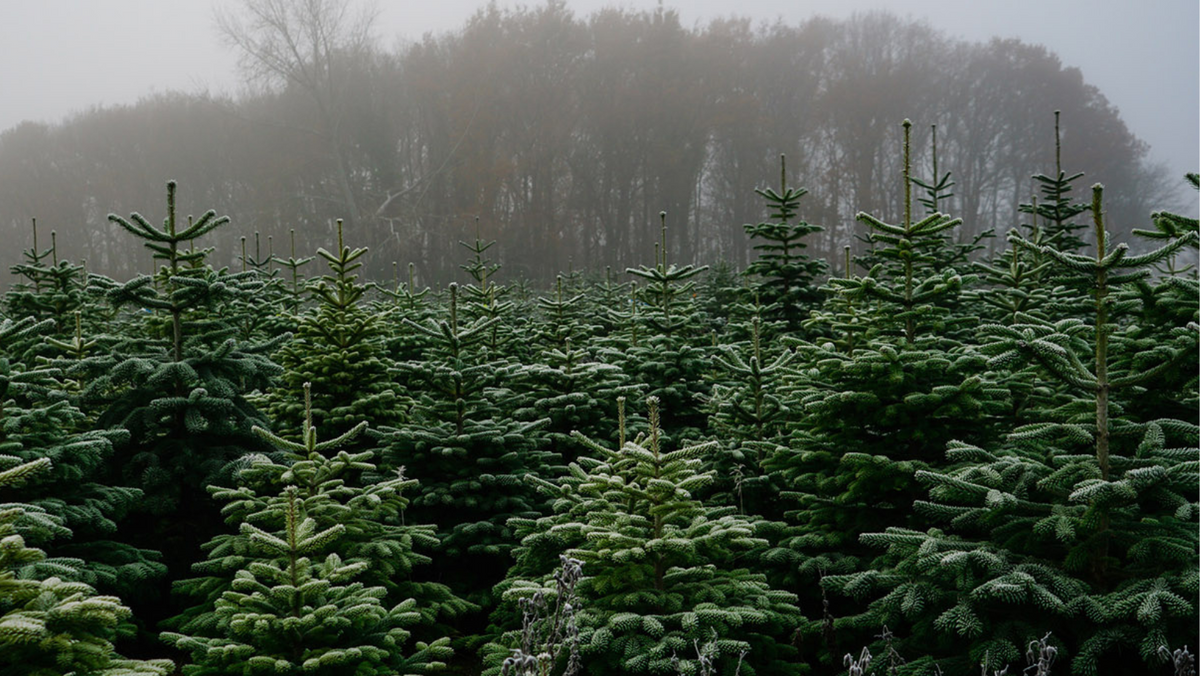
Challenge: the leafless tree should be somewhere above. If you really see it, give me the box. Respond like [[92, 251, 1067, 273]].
[[216, 0, 379, 228]]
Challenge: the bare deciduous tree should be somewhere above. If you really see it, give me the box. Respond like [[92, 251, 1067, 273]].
[[217, 0, 379, 228]]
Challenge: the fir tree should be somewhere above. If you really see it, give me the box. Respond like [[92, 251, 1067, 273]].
[[828, 120, 968, 346], [830, 185, 1199, 674], [706, 313, 796, 517], [742, 155, 828, 330], [376, 282, 556, 607], [73, 182, 284, 636], [272, 228, 316, 315], [0, 456, 174, 676], [767, 121, 1009, 669], [227, 232, 292, 344], [1016, 111, 1092, 255], [605, 213, 712, 439], [267, 220, 404, 441], [0, 315, 162, 600], [162, 485, 453, 675], [81, 181, 283, 510], [169, 383, 469, 642], [5, 221, 96, 363], [495, 397, 800, 676]]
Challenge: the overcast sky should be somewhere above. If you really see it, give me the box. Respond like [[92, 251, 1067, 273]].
[[2, 0, 1196, 200]]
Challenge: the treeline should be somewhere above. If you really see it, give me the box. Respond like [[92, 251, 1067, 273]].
[[0, 2, 1171, 284]]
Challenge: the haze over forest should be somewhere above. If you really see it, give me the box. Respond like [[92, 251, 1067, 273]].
[[1, 0, 1197, 284]]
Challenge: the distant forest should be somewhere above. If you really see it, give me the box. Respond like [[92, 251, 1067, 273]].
[[0, 2, 1179, 284]]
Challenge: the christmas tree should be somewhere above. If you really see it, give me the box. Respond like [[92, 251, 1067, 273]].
[[829, 185, 1199, 674], [494, 397, 800, 675], [0, 456, 173, 676]]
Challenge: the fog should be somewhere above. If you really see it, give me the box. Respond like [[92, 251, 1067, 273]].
[[3, 0, 1196, 191], [1, 0, 1196, 286]]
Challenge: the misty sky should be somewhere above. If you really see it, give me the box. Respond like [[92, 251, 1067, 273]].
[[2, 0, 1197, 202]]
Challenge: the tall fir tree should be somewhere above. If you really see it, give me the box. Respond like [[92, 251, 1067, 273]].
[[826, 185, 1199, 675], [71, 182, 284, 635], [765, 120, 1009, 669]]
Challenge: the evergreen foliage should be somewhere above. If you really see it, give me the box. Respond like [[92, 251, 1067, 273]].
[[169, 383, 468, 640], [267, 220, 404, 440], [831, 185, 1199, 675], [500, 397, 801, 675], [1, 106, 1195, 676], [5, 221, 91, 352], [162, 486, 452, 675], [742, 156, 828, 330], [0, 456, 174, 676]]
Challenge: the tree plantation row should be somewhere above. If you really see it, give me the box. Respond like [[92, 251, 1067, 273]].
[[0, 121, 1196, 676]]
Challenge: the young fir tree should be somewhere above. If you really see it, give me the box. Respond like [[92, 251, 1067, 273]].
[[907, 124, 993, 273], [765, 120, 1010, 668], [532, 276, 596, 351], [601, 213, 711, 440], [162, 485, 453, 675], [1016, 111, 1093, 256], [272, 228, 316, 316], [972, 115, 1094, 328], [169, 383, 468, 638], [491, 397, 801, 676], [802, 247, 871, 356], [0, 456, 174, 676], [582, 267, 634, 337], [828, 121, 970, 346], [164, 383, 459, 673], [376, 282, 556, 606], [971, 201, 1062, 326], [827, 186, 1199, 675], [705, 312, 796, 518], [512, 334, 642, 467], [266, 220, 404, 441], [374, 263, 439, 395], [0, 316, 163, 599], [742, 155, 828, 331], [224, 232, 292, 344], [73, 182, 284, 635], [5, 221, 92, 354], [458, 231, 524, 356]]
